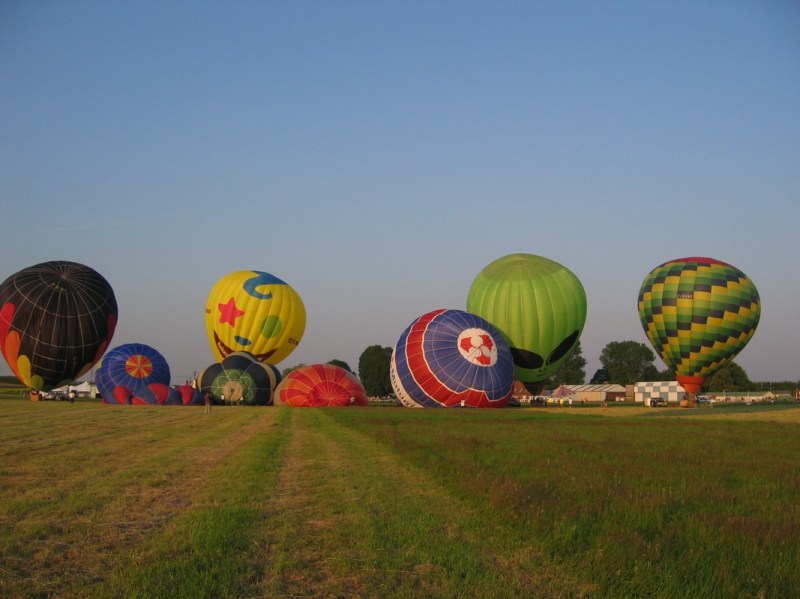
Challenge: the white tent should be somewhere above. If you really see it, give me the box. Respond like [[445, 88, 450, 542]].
[[53, 381, 95, 396]]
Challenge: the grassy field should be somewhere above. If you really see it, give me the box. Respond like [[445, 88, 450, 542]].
[[1, 393, 798, 598]]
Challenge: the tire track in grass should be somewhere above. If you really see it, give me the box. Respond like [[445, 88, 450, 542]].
[[255, 409, 588, 598], [98, 408, 293, 599]]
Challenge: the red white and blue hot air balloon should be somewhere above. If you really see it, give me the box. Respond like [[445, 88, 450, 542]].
[[390, 309, 514, 408]]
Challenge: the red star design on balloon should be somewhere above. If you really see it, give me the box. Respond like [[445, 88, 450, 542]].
[[218, 297, 245, 326]]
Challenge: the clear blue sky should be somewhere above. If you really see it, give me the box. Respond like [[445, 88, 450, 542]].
[[1, 1, 798, 384]]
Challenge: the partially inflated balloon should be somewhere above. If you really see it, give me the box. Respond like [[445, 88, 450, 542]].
[[131, 383, 182, 405], [638, 257, 760, 395], [274, 364, 367, 407], [197, 351, 281, 406], [176, 384, 205, 406], [0, 261, 118, 390], [205, 270, 305, 365], [95, 343, 171, 404], [467, 254, 587, 394]]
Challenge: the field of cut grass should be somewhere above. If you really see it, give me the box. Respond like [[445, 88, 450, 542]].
[[1, 395, 799, 598]]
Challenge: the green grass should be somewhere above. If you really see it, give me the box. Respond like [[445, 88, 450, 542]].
[[1, 396, 799, 598], [335, 408, 800, 597]]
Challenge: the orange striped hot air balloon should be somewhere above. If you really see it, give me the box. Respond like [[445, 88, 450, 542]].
[[274, 364, 367, 407]]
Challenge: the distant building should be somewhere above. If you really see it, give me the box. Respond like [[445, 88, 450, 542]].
[[569, 384, 627, 403], [634, 381, 685, 406], [512, 382, 626, 404]]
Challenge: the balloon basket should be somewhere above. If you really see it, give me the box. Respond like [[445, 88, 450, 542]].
[[29, 390, 40, 402]]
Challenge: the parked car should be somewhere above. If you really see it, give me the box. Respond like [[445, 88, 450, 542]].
[[507, 398, 521, 408], [650, 397, 666, 407]]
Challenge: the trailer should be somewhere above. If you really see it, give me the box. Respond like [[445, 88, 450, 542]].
[[634, 381, 686, 406]]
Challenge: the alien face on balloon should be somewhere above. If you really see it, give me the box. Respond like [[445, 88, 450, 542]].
[[510, 330, 581, 378]]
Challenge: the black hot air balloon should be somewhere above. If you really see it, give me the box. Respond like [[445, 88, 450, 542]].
[[0, 261, 118, 392]]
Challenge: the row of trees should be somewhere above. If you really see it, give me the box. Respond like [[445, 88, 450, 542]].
[[286, 340, 788, 397]]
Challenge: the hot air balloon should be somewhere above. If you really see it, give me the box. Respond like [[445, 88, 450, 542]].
[[130, 383, 183, 405], [467, 254, 587, 395], [390, 309, 514, 408], [197, 351, 281, 406], [637, 256, 760, 397], [95, 343, 171, 404], [204, 270, 306, 365], [274, 364, 368, 407], [176, 384, 205, 406], [0, 261, 118, 395]]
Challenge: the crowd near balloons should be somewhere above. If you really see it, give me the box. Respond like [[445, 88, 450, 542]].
[[0, 253, 760, 408]]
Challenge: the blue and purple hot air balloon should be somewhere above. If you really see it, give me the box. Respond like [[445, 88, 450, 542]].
[[95, 343, 171, 404], [130, 382, 183, 405], [390, 309, 515, 408]]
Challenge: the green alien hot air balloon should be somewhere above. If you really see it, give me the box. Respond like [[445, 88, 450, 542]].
[[637, 256, 760, 397], [467, 254, 587, 394]]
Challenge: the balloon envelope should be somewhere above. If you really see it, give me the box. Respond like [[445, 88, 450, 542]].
[[176, 384, 205, 406], [0, 261, 117, 390], [638, 256, 760, 395], [131, 383, 182, 405], [197, 351, 281, 406], [204, 270, 306, 365], [467, 254, 587, 394], [390, 309, 514, 408], [95, 343, 171, 404], [274, 364, 367, 407]]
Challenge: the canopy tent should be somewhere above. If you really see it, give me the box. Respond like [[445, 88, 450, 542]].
[[549, 384, 575, 398]]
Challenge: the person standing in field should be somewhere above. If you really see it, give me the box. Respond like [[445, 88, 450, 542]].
[[204, 391, 213, 415]]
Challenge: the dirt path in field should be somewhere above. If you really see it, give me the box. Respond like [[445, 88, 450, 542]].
[[254, 409, 590, 598]]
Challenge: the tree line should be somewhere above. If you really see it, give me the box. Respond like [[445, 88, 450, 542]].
[[284, 341, 794, 397]]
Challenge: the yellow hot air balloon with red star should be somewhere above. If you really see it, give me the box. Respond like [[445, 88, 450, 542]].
[[204, 270, 305, 365]]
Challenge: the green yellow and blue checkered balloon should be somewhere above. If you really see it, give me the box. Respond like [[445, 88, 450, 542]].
[[637, 257, 760, 395]]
